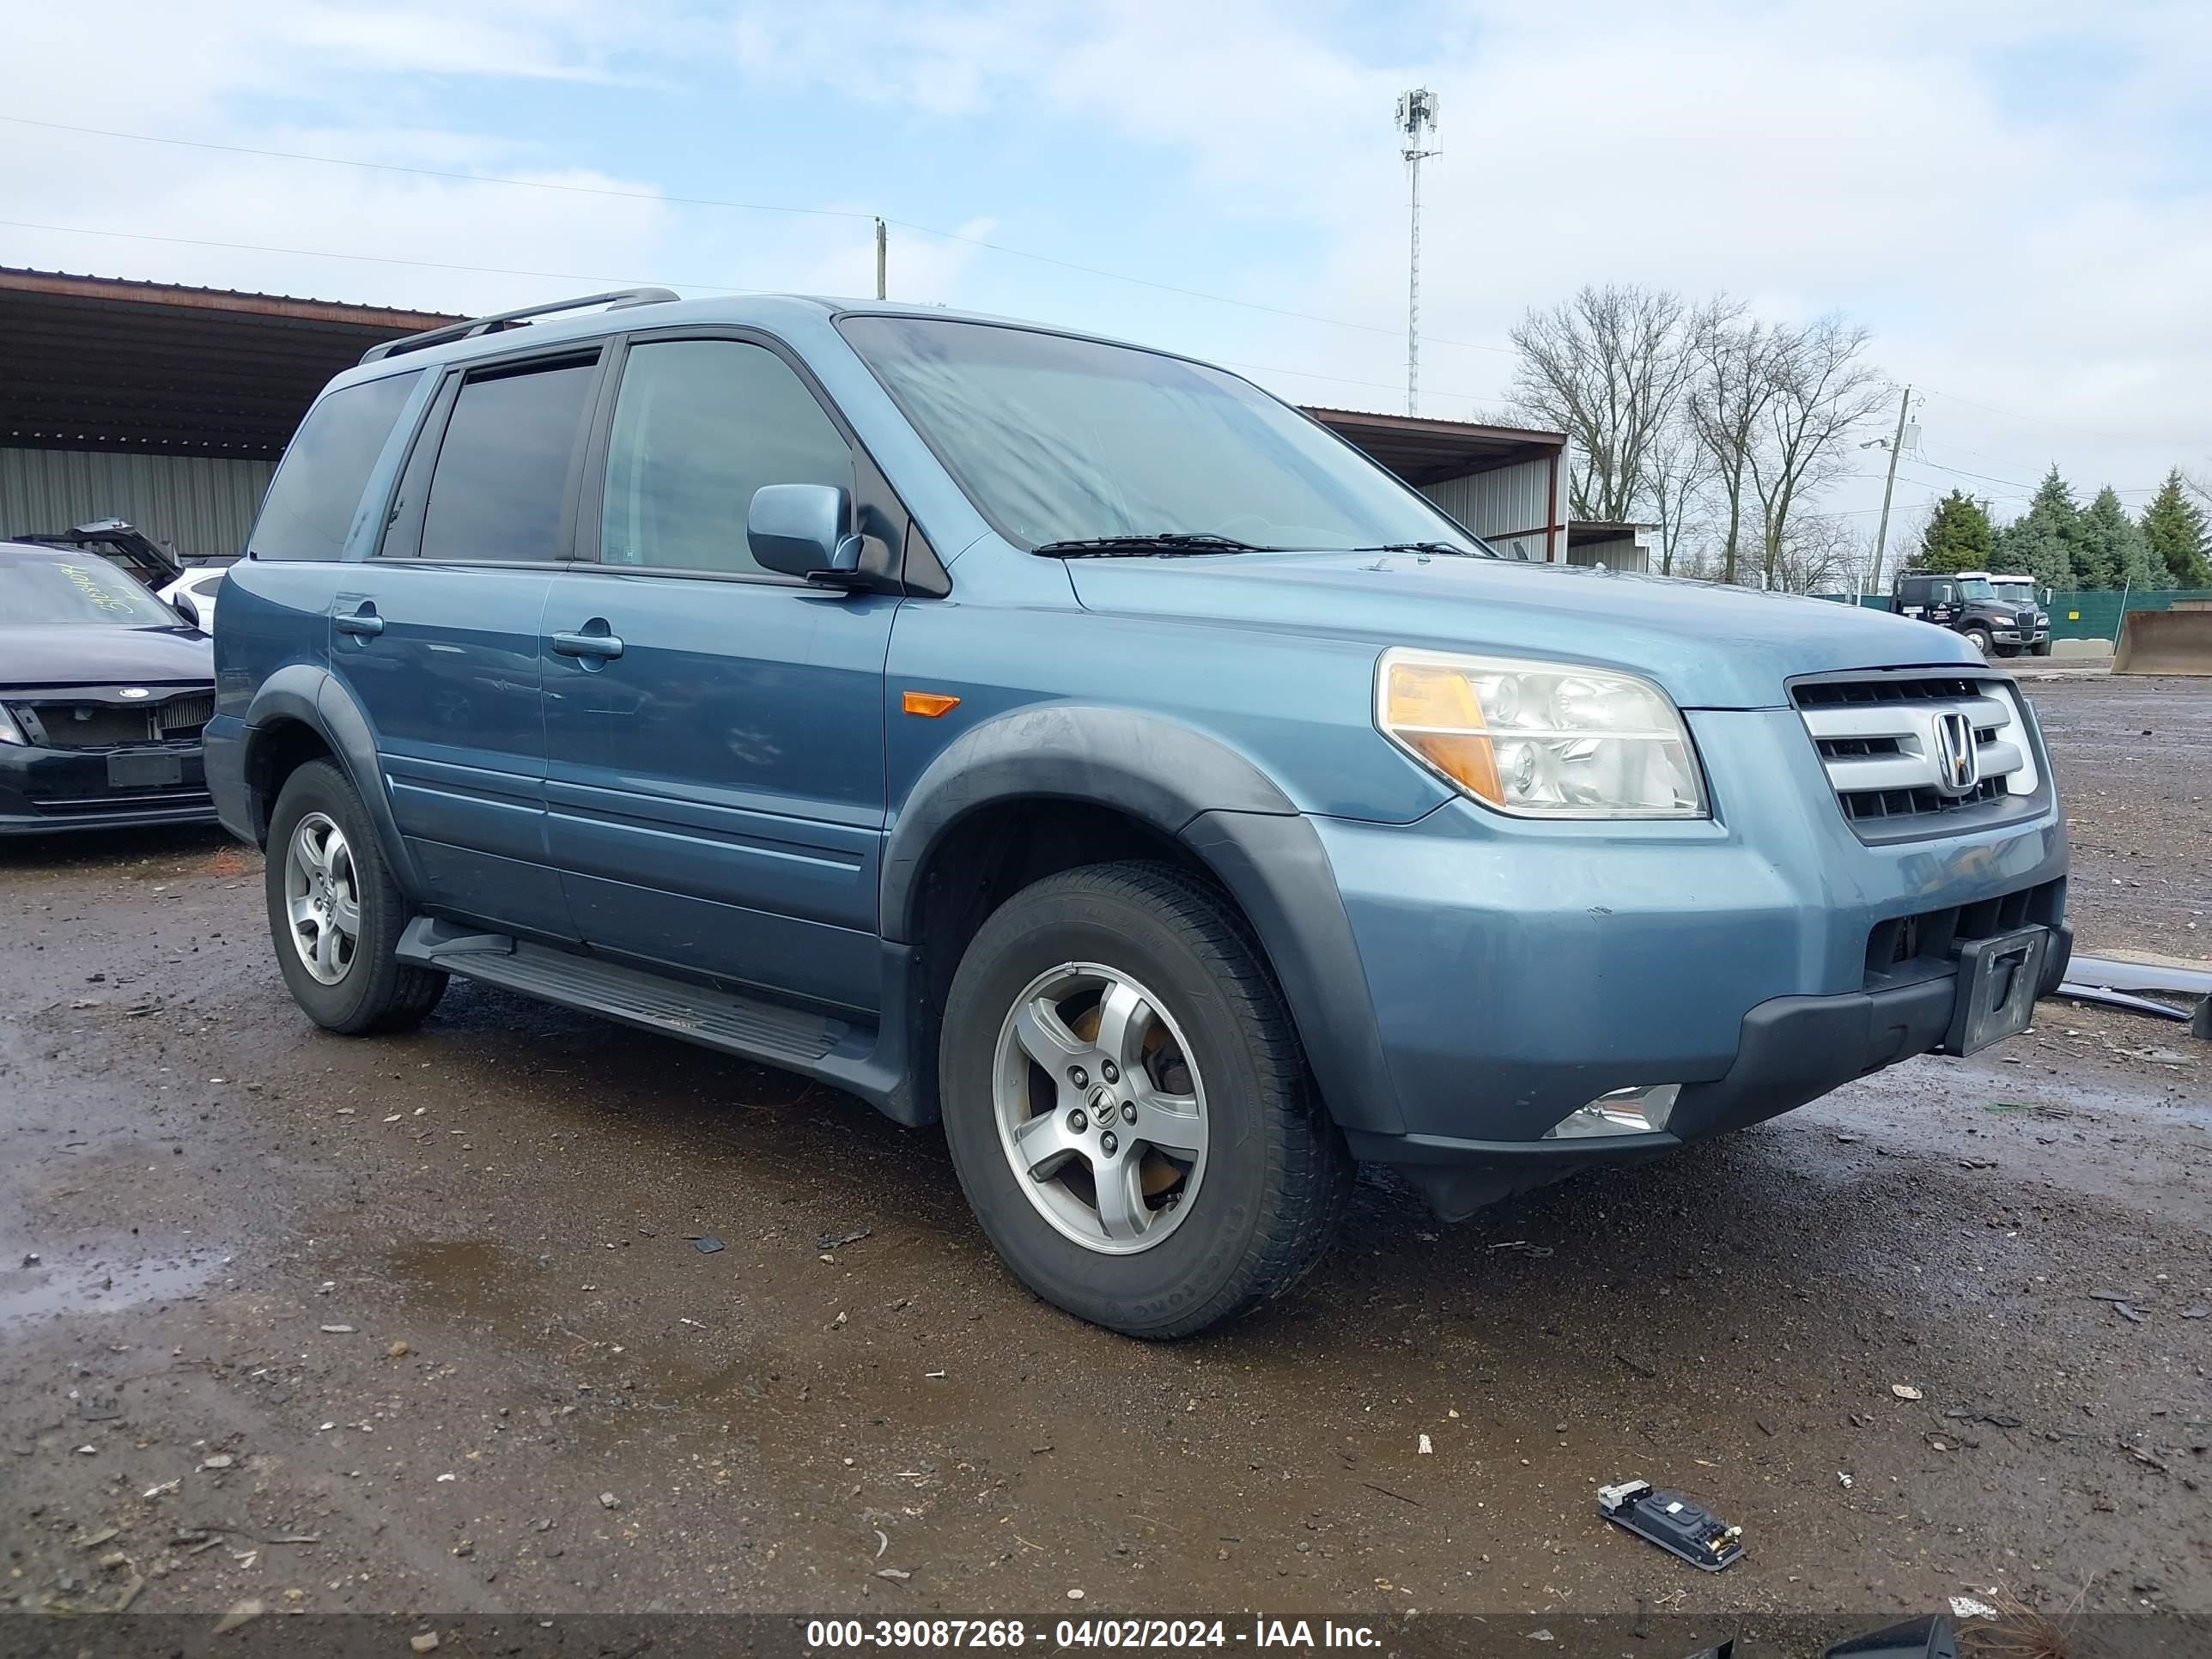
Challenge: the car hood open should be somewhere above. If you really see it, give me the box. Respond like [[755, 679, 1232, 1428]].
[[0, 624, 215, 690], [1065, 550, 1978, 709]]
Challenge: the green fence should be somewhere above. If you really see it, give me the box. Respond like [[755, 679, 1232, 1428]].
[[1820, 587, 2212, 640]]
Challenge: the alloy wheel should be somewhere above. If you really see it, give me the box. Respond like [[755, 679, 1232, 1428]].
[[991, 962, 1210, 1255]]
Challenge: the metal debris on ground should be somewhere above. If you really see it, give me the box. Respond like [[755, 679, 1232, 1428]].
[[817, 1227, 872, 1251], [689, 1237, 725, 1255], [1891, 1384, 1923, 1401], [1595, 1479, 1744, 1571]]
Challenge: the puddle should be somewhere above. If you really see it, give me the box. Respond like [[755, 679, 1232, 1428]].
[[0, 1243, 230, 1328], [385, 1237, 514, 1319]]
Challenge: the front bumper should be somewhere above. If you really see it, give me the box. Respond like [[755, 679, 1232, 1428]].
[[1351, 925, 2071, 1218], [1194, 704, 2069, 1214], [0, 742, 216, 836]]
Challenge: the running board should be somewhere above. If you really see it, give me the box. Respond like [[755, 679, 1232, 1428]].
[[396, 919, 925, 1121]]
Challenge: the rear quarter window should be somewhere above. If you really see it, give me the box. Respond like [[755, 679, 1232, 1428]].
[[249, 371, 423, 562]]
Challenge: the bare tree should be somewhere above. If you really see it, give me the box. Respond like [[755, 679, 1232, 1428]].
[[1642, 413, 1713, 576], [1748, 316, 1887, 586], [1771, 512, 1863, 594], [1684, 297, 1772, 585], [1510, 285, 1699, 522]]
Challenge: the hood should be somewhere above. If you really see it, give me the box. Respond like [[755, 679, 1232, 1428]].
[[0, 623, 215, 690], [1065, 551, 1978, 708]]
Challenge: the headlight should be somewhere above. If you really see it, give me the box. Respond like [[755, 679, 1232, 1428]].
[[0, 704, 25, 746], [1376, 648, 1707, 818]]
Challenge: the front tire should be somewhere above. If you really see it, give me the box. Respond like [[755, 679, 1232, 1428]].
[[939, 862, 1351, 1338], [264, 760, 446, 1035], [1964, 626, 1995, 656]]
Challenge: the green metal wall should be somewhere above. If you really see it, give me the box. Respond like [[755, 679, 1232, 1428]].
[[1819, 588, 2212, 640]]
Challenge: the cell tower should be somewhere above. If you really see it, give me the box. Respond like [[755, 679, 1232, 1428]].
[[1395, 88, 1440, 416]]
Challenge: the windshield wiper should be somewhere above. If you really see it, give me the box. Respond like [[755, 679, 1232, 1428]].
[[1347, 540, 1490, 558], [1030, 532, 1269, 558]]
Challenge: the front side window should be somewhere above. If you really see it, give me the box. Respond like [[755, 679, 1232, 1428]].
[[418, 358, 598, 563], [249, 370, 422, 562], [839, 316, 1484, 555], [599, 340, 854, 575]]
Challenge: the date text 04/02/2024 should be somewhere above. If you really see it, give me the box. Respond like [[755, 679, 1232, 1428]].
[[802, 1619, 1381, 1650]]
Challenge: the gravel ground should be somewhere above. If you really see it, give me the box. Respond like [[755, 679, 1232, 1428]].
[[2, 672, 2206, 1644]]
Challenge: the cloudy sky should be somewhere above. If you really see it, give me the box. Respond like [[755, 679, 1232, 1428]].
[[5, 0, 2209, 535]]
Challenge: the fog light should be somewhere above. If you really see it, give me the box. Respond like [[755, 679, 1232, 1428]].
[[1543, 1084, 1680, 1139]]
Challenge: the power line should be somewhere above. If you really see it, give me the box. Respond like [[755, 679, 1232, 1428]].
[[0, 112, 1516, 356]]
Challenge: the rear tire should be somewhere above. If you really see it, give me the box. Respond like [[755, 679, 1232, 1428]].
[[939, 861, 1351, 1338], [2031, 640, 2053, 658], [264, 760, 446, 1035]]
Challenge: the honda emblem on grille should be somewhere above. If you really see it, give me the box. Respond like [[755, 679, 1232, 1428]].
[[1929, 709, 1980, 796], [119, 687, 150, 700]]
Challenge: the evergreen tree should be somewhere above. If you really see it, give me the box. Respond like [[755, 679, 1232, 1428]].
[[2074, 485, 2151, 590], [1993, 466, 2080, 591], [1914, 489, 1996, 574], [2140, 469, 2212, 587]]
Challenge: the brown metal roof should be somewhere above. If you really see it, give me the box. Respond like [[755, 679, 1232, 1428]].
[[0, 268, 459, 458], [1304, 406, 1565, 485]]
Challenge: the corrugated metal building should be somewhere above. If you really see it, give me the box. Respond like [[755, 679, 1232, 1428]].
[[0, 268, 1577, 564], [0, 268, 451, 559], [1301, 408, 1568, 562]]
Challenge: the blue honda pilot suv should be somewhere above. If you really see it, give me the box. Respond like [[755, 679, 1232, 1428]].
[[207, 289, 2070, 1336]]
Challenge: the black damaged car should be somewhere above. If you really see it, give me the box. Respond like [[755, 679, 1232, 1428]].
[[0, 541, 218, 835]]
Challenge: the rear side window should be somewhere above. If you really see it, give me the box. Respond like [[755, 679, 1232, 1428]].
[[599, 340, 853, 575], [249, 371, 422, 561], [419, 358, 599, 563]]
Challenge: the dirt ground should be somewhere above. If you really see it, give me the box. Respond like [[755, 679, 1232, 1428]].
[[3, 672, 2207, 1646]]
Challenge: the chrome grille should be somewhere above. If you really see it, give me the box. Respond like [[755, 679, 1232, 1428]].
[[1792, 673, 2040, 833]]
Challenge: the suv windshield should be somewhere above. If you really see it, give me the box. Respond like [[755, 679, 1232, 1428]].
[[1959, 578, 1996, 599], [841, 316, 1487, 556], [0, 552, 186, 627]]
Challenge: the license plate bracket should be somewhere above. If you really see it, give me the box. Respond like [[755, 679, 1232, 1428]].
[[107, 751, 183, 791], [1942, 926, 2048, 1056]]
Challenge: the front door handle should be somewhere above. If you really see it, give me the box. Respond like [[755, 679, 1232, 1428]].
[[550, 628, 623, 660], [335, 608, 384, 638]]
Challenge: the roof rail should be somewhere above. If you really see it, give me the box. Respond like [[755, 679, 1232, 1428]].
[[361, 287, 681, 364]]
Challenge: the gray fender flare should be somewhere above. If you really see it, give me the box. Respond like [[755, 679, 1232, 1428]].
[[882, 705, 1403, 1134], [240, 666, 423, 901]]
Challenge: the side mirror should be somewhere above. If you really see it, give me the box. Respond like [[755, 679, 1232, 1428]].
[[747, 483, 864, 581], [173, 592, 202, 629]]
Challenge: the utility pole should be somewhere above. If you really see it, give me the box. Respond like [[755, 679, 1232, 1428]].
[[1864, 383, 1913, 595], [874, 218, 888, 301], [1394, 89, 1439, 416]]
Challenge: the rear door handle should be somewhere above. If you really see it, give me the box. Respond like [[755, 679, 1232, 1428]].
[[550, 629, 623, 660], [335, 609, 384, 637]]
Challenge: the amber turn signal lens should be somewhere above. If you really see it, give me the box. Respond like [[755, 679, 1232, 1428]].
[[1381, 661, 1500, 805], [902, 690, 962, 718]]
